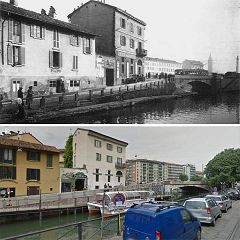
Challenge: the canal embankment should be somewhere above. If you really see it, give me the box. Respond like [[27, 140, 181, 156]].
[[0, 79, 197, 123]]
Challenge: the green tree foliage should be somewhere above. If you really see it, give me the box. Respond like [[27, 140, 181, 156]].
[[205, 149, 240, 188], [63, 135, 73, 168], [190, 175, 203, 182], [179, 174, 188, 181]]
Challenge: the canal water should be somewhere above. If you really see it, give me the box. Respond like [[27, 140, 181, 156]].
[[44, 92, 240, 124]]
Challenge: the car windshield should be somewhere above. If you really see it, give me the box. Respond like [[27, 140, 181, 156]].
[[185, 201, 206, 210], [208, 196, 222, 201]]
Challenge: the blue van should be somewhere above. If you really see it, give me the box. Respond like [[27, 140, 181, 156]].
[[124, 202, 201, 240]]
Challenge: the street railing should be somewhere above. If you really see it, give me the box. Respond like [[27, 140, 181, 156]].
[[2, 214, 124, 240]]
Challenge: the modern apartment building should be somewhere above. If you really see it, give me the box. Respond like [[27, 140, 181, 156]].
[[126, 159, 196, 185], [183, 164, 196, 180], [68, 0, 147, 86], [0, 0, 98, 100], [0, 132, 60, 196], [145, 57, 182, 76], [72, 128, 128, 190]]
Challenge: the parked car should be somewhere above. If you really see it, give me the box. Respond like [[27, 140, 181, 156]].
[[124, 201, 201, 240], [226, 189, 240, 200], [183, 198, 222, 226], [205, 195, 232, 212]]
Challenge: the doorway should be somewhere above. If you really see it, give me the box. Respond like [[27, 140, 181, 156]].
[[106, 69, 114, 86], [75, 179, 85, 191]]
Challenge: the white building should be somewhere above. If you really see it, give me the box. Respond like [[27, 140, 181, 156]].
[[183, 164, 196, 181], [73, 128, 128, 190]]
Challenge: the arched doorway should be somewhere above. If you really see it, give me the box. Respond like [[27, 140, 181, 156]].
[[75, 172, 87, 191], [137, 60, 143, 75], [116, 171, 123, 184]]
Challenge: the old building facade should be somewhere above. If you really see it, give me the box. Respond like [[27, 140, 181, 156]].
[[73, 128, 128, 190], [0, 0, 98, 100], [0, 132, 60, 197], [68, 0, 147, 86], [145, 57, 182, 77], [182, 60, 204, 70]]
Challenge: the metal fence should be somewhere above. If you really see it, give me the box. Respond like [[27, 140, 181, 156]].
[[2, 214, 124, 240]]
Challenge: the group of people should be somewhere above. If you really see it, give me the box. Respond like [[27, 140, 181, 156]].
[[16, 86, 33, 119]]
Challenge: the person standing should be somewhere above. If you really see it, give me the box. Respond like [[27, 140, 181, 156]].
[[17, 87, 24, 106], [26, 86, 33, 109]]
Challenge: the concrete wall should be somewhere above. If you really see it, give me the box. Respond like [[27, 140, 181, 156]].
[[0, 16, 98, 100], [0, 149, 60, 196], [73, 129, 127, 190]]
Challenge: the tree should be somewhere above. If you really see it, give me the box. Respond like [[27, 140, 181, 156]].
[[179, 174, 188, 182], [205, 148, 240, 188], [190, 175, 203, 182], [63, 135, 73, 168]]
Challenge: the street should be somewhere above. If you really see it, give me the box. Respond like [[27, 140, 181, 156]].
[[201, 200, 240, 240]]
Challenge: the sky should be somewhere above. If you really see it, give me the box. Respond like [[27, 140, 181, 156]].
[[1, 125, 240, 171], [3, 0, 240, 73]]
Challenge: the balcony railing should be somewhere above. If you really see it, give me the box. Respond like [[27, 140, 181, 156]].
[[115, 162, 126, 169], [136, 48, 147, 57]]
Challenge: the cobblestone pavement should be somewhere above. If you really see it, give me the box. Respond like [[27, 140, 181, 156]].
[[109, 200, 240, 240], [202, 200, 240, 240]]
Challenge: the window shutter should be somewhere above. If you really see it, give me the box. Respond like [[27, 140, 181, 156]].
[[76, 56, 78, 69], [21, 23, 25, 43], [30, 25, 34, 37], [72, 55, 75, 69], [37, 169, 40, 181], [26, 169, 30, 181], [8, 19, 13, 41], [90, 39, 93, 54], [13, 167, 16, 179], [83, 38, 86, 54], [70, 35, 73, 45], [20, 47, 25, 65], [60, 52, 63, 68], [57, 31, 60, 48], [42, 27, 45, 39], [7, 45, 13, 65], [49, 50, 53, 68]]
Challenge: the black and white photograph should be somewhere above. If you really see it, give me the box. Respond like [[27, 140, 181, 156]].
[[0, 0, 239, 124]]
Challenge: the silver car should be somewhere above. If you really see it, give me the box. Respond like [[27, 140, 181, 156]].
[[183, 198, 222, 226], [206, 195, 232, 212]]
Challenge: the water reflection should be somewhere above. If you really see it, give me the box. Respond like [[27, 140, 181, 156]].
[[43, 92, 240, 124]]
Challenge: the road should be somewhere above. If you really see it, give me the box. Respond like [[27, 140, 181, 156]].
[[201, 200, 240, 240]]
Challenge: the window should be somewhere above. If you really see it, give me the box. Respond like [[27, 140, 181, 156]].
[[0, 149, 16, 165], [117, 158, 122, 164], [83, 37, 92, 54], [130, 39, 135, 49], [95, 186, 99, 189], [8, 20, 25, 43], [107, 170, 111, 182], [130, 23, 134, 33], [47, 154, 53, 168], [96, 169, 100, 182], [70, 35, 79, 46], [70, 80, 80, 87], [7, 45, 25, 66], [49, 80, 56, 87], [53, 30, 60, 48], [120, 36, 126, 46], [27, 151, 40, 161], [30, 25, 45, 39], [0, 166, 16, 180], [137, 26, 142, 36], [180, 210, 192, 224], [117, 147, 123, 153], [34, 81, 38, 87], [95, 140, 102, 148], [120, 18, 126, 29], [107, 143, 113, 151], [96, 153, 101, 161], [107, 155, 113, 163], [138, 42, 142, 49], [26, 168, 40, 181], [72, 56, 78, 70], [49, 50, 63, 68]]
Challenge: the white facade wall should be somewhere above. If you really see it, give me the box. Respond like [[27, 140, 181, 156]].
[[73, 129, 127, 190]]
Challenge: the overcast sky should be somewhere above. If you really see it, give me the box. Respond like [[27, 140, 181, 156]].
[[1, 125, 239, 171], [3, 0, 240, 73]]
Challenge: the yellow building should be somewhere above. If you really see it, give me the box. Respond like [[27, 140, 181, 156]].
[[0, 132, 60, 197]]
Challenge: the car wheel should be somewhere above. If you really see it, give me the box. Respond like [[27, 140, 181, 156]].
[[211, 218, 216, 227], [225, 207, 228, 213], [195, 228, 201, 240]]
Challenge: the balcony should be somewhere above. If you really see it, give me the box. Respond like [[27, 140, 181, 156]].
[[115, 162, 126, 169], [136, 48, 147, 57]]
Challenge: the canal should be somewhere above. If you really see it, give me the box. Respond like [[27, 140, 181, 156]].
[[43, 92, 240, 124]]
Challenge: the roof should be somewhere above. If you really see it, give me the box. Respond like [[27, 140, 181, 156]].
[[68, 0, 146, 26], [183, 60, 204, 65], [74, 128, 128, 146], [145, 57, 181, 64], [0, 1, 96, 37], [0, 136, 60, 153]]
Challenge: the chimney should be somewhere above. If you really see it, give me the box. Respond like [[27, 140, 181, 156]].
[[236, 56, 239, 73], [10, 0, 18, 6], [41, 9, 47, 15], [48, 6, 56, 18]]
